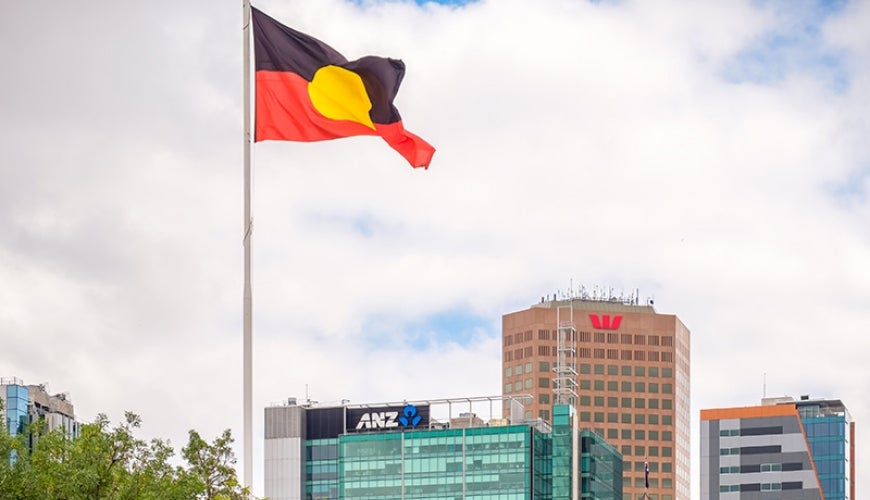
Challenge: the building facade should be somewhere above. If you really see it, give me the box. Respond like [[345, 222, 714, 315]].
[[264, 396, 622, 500], [700, 396, 854, 500], [502, 296, 691, 500], [1, 377, 78, 439]]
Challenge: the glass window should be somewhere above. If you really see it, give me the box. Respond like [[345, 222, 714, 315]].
[[663, 447, 672, 457], [662, 383, 673, 394], [634, 446, 645, 456], [621, 429, 631, 439], [580, 412, 591, 422], [505, 367, 512, 377], [580, 379, 591, 390], [662, 368, 673, 378], [649, 367, 659, 377], [621, 382, 632, 392], [538, 377, 550, 388], [635, 414, 646, 425], [594, 396, 604, 407], [539, 409, 550, 420], [621, 445, 631, 456], [649, 414, 659, 425], [594, 364, 605, 375], [580, 396, 591, 406], [634, 366, 645, 377], [514, 381, 522, 391], [504, 383, 512, 393], [580, 364, 591, 374], [634, 398, 646, 409], [594, 412, 604, 423], [539, 361, 550, 372], [649, 383, 659, 393], [649, 399, 659, 409], [525, 362, 533, 373], [608, 381, 618, 391], [621, 398, 632, 408], [662, 415, 672, 425], [649, 430, 659, 440], [662, 399, 673, 410], [539, 393, 550, 405], [622, 413, 632, 424], [594, 380, 605, 391], [635, 430, 645, 440], [621, 366, 632, 376], [607, 365, 618, 375], [524, 378, 533, 389], [662, 431, 672, 441], [608, 397, 618, 407], [635, 382, 645, 392], [607, 428, 618, 439], [607, 413, 618, 423]]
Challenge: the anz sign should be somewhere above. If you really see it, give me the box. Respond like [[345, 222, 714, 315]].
[[348, 404, 428, 432]]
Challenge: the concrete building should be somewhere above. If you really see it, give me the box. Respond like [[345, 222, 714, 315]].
[[502, 293, 691, 500], [264, 395, 623, 500], [1, 377, 78, 439], [701, 396, 854, 500]]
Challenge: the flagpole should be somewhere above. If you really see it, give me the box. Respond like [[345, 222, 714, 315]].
[[242, 0, 253, 492]]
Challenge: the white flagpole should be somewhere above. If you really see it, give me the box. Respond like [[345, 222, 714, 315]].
[[241, 0, 253, 492]]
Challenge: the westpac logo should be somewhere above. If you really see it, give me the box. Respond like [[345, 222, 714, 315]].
[[355, 404, 422, 430], [589, 314, 622, 330]]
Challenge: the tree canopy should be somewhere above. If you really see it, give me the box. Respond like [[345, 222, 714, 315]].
[[0, 409, 256, 500]]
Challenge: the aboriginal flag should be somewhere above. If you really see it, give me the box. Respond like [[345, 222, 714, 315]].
[[251, 6, 435, 168]]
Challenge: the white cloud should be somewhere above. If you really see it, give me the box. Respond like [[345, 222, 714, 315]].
[[1, 0, 868, 496]]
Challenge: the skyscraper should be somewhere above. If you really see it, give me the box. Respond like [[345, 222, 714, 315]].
[[502, 295, 691, 500], [701, 396, 854, 500]]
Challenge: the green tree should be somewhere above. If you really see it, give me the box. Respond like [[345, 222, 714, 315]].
[[183, 429, 250, 500], [0, 411, 255, 500]]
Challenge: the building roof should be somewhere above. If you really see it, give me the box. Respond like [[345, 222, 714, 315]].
[[532, 299, 657, 314]]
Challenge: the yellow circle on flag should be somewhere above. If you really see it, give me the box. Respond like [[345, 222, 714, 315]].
[[308, 65, 376, 130]]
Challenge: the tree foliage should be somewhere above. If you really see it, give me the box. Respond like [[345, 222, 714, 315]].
[[0, 410, 256, 500]]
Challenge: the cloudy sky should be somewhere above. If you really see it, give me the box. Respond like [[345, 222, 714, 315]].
[[2, 0, 869, 496]]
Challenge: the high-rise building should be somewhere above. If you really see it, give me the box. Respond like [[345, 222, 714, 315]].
[[1, 377, 78, 438], [502, 295, 691, 500], [701, 396, 854, 500], [1, 377, 79, 460], [264, 395, 623, 500]]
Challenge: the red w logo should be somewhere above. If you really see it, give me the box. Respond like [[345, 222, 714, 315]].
[[589, 314, 622, 330]]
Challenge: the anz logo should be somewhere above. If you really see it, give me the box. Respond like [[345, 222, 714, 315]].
[[589, 314, 622, 330], [355, 404, 422, 430]]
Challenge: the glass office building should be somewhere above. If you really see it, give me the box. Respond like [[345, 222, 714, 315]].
[[265, 397, 622, 500], [1, 377, 80, 452], [700, 396, 854, 500], [796, 398, 854, 500], [2, 382, 30, 436]]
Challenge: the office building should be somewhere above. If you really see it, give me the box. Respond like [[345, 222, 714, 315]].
[[502, 292, 691, 500], [264, 395, 623, 500], [701, 396, 854, 500], [1, 377, 79, 439]]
